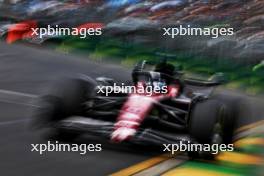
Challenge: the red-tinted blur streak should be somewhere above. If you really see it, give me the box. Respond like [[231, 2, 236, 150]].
[[6, 20, 37, 44]]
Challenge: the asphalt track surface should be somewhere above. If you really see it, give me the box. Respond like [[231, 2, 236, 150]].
[[0, 42, 263, 176]]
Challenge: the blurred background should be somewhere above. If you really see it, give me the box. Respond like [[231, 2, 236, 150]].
[[0, 0, 264, 176], [0, 0, 264, 94]]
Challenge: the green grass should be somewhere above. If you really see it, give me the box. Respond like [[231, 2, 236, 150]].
[[55, 36, 264, 95]]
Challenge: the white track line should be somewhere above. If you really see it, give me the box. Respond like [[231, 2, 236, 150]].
[[0, 89, 38, 126], [133, 157, 187, 176], [0, 99, 39, 107], [0, 119, 30, 126], [0, 89, 38, 107], [0, 89, 37, 98]]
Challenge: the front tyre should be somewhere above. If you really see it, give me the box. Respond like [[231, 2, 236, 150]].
[[188, 100, 229, 159], [189, 100, 226, 144]]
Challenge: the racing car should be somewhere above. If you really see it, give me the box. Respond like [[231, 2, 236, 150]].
[[34, 60, 237, 157]]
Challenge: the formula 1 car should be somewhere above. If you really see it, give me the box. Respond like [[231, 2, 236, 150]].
[[34, 60, 236, 157]]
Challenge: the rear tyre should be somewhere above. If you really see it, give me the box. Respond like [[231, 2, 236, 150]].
[[33, 78, 96, 140]]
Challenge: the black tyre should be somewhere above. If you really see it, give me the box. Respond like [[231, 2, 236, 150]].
[[189, 100, 226, 144], [33, 77, 95, 127], [212, 93, 240, 143]]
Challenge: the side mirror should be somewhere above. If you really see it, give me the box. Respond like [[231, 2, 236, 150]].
[[208, 72, 228, 84]]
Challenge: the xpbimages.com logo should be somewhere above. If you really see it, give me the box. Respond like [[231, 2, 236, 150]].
[[163, 25, 234, 39], [163, 141, 234, 155], [31, 141, 102, 155], [96, 83, 168, 96], [31, 24, 102, 39]]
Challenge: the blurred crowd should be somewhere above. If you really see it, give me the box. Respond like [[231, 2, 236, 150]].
[[0, 0, 263, 62]]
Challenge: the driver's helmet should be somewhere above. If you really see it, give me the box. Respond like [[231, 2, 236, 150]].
[[132, 59, 176, 86], [154, 60, 175, 77]]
